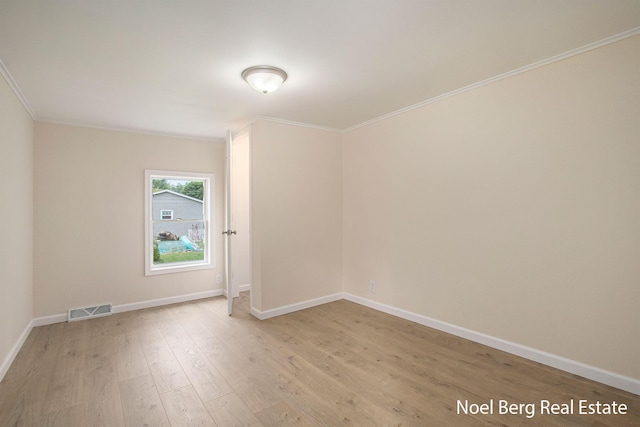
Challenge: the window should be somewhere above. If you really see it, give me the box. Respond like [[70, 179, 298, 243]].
[[145, 170, 214, 275]]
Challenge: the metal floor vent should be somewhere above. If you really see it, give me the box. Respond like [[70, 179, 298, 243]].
[[68, 304, 112, 322]]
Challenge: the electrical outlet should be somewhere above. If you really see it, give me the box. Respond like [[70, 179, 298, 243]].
[[369, 280, 376, 293], [216, 274, 223, 284]]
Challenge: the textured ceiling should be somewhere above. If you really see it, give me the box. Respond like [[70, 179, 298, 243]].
[[1, 0, 639, 140]]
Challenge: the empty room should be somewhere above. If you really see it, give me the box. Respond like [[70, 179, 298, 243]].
[[1, 1, 638, 425]]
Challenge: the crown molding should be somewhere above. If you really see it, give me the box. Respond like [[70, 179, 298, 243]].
[[344, 26, 640, 133], [0, 57, 36, 119], [249, 115, 343, 133], [37, 118, 223, 143]]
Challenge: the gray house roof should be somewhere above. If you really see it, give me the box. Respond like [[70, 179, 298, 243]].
[[152, 190, 203, 204]]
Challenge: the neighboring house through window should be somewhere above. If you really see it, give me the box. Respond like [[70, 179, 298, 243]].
[[145, 170, 214, 275]]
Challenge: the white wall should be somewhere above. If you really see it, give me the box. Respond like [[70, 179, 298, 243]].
[[33, 122, 226, 317], [251, 120, 343, 313], [0, 73, 33, 376], [343, 36, 640, 380]]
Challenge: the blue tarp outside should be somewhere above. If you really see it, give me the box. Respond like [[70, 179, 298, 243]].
[[157, 236, 202, 254]]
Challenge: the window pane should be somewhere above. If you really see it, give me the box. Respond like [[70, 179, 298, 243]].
[[152, 179, 204, 221], [146, 171, 213, 275], [153, 221, 206, 265]]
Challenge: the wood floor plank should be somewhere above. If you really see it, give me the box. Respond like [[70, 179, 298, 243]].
[[0, 324, 59, 425], [137, 324, 191, 394], [0, 377, 41, 426], [74, 317, 126, 426], [162, 321, 233, 402], [260, 360, 365, 426], [40, 324, 86, 415], [1, 323, 57, 384], [114, 331, 150, 382], [160, 384, 216, 426], [82, 353, 125, 426], [254, 402, 318, 427], [228, 377, 282, 414], [37, 405, 84, 427], [119, 373, 170, 427], [205, 391, 263, 426], [194, 335, 283, 413]]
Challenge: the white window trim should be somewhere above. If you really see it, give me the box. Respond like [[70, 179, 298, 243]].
[[145, 170, 215, 276], [160, 209, 174, 220]]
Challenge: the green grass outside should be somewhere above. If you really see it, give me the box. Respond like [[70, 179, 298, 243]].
[[155, 251, 205, 264]]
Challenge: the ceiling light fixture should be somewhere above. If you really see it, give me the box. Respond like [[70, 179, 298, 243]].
[[241, 65, 288, 94]]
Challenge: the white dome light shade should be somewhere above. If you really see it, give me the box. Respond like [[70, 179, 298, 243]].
[[241, 65, 288, 94]]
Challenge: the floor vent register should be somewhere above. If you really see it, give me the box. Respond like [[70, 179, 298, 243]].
[[68, 304, 113, 322]]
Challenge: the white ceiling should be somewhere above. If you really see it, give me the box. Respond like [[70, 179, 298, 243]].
[[1, 0, 639, 141]]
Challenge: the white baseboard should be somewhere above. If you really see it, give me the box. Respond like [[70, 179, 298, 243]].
[[0, 319, 33, 383], [112, 289, 223, 314], [343, 293, 640, 395], [250, 293, 344, 320], [32, 312, 67, 327], [29, 289, 224, 327]]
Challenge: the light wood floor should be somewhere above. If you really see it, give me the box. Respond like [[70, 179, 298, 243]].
[[1, 292, 638, 426]]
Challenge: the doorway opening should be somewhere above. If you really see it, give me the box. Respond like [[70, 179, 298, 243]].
[[225, 127, 252, 315]]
